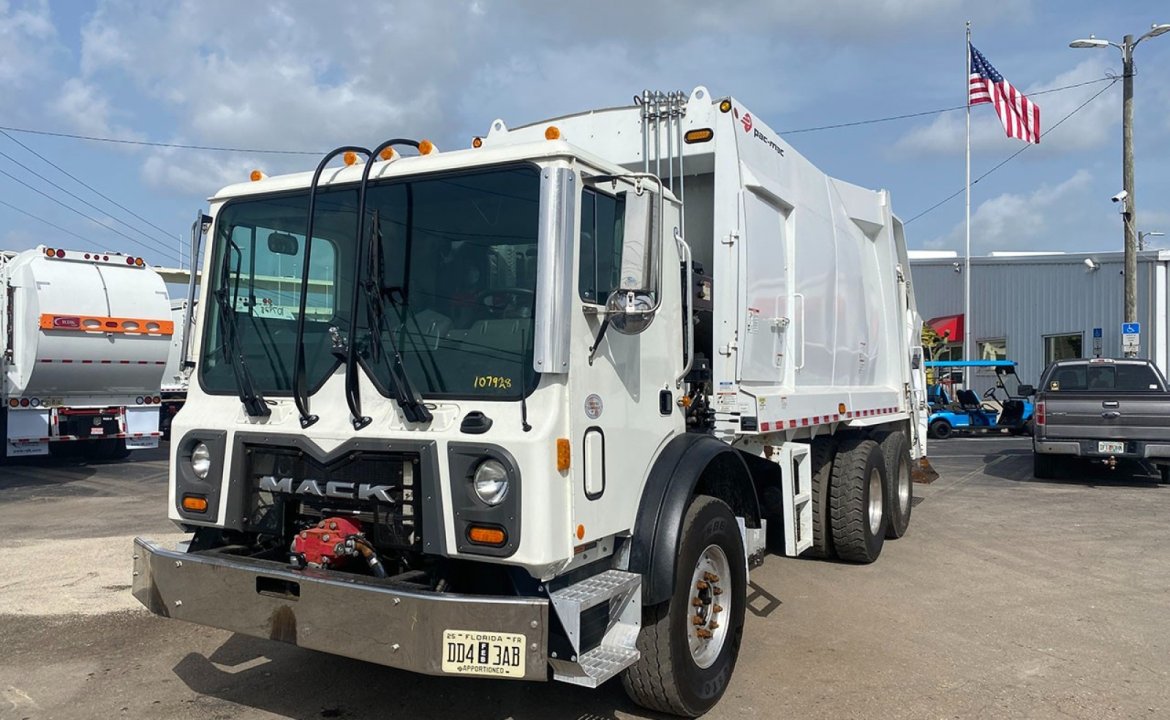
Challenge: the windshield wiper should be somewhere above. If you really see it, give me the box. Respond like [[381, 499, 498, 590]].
[[214, 240, 270, 417], [293, 146, 370, 429], [343, 139, 432, 427]]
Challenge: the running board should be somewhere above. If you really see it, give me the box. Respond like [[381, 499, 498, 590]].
[[548, 569, 641, 687]]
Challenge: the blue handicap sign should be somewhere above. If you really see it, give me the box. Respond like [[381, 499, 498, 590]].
[[1093, 327, 1103, 338], [1122, 322, 1141, 335]]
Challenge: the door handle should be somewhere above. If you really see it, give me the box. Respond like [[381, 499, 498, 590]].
[[1101, 411, 1121, 419]]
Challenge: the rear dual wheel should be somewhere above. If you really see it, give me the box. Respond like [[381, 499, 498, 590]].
[[830, 437, 888, 563]]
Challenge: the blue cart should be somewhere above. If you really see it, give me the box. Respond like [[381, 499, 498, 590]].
[[925, 360, 1034, 439]]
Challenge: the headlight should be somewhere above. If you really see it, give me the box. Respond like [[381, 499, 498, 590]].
[[473, 459, 509, 506], [191, 442, 211, 479]]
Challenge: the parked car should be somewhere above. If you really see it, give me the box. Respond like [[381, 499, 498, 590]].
[[1029, 357, 1170, 481]]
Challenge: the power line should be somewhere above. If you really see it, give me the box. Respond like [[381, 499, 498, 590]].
[[0, 77, 1119, 156], [0, 166, 181, 262], [0, 197, 98, 246], [0, 147, 175, 251], [780, 77, 1116, 134], [0, 129, 174, 237], [0, 124, 321, 155], [903, 78, 1120, 226]]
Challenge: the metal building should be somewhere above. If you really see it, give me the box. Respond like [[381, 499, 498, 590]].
[[909, 249, 1170, 389]]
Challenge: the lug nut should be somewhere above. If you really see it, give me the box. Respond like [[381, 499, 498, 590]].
[[692, 615, 705, 626], [329, 521, 338, 530], [696, 580, 709, 590], [691, 598, 703, 607], [704, 572, 720, 583], [713, 604, 723, 613], [696, 628, 713, 639], [713, 587, 724, 595], [708, 620, 720, 630]]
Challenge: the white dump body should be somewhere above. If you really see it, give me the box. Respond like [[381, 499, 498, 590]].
[[0, 247, 172, 455], [482, 86, 928, 456]]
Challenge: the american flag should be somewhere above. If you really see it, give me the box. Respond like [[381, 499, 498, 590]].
[[969, 44, 1041, 144]]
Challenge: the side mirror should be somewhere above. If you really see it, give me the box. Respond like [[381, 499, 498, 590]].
[[607, 189, 659, 335], [267, 232, 299, 255], [1018, 384, 1036, 397]]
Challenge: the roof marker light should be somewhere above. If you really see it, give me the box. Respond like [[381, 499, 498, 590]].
[[55, 249, 65, 258], [343, 151, 358, 166], [719, 99, 732, 113], [250, 169, 266, 182], [45, 248, 55, 258], [418, 139, 435, 155], [379, 147, 396, 161], [472, 136, 483, 148], [545, 125, 561, 140], [126, 256, 136, 265], [135, 257, 144, 267]]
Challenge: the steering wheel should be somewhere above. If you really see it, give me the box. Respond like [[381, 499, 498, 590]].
[[474, 288, 534, 317], [982, 386, 998, 400]]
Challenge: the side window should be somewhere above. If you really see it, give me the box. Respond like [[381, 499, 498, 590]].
[[226, 225, 338, 321], [579, 188, 625, 303]]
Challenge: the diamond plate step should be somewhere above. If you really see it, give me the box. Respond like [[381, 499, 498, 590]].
[[555, 644, 640, 688], [549, 569, 639, 611]]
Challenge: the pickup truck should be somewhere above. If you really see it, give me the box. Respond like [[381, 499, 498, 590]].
[[1029, 358, 1170, 482]]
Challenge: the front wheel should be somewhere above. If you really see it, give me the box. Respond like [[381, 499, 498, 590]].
[[623, 496, 747, 717]]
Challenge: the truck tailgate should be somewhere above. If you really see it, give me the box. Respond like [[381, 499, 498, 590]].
[[1043, 393, 1170, 442]]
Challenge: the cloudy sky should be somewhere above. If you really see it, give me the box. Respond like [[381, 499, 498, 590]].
[[2, 0, 1170, 267]]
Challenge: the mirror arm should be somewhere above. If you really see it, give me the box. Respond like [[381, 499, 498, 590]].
[[588, 316, 612, 366], [674, 228, 693, 388]]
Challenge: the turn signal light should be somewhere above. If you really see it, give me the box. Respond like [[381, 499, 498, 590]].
[[544, 125, 561, 140], [467, 525, 506, 546], [556, 437, 570, 472], [181, 495, 208, 513], [684, 128, 714, 144]]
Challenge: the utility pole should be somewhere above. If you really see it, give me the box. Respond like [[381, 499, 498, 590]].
[[1122, 34, 1137, 342]]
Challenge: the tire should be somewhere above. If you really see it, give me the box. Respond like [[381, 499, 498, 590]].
[[875, 430, 912, 539], [807, 436, 837, 559], [1033, 452, 1058, 480], [623, 496, 747, 717], [929, 418, 953, 440], [829, 437, 887, 563]]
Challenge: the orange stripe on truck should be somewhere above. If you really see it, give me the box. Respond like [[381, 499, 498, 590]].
[[39, 314, 174, 336]]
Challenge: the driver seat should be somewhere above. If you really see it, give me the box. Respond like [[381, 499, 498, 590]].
[[956, 389, 982, 412]]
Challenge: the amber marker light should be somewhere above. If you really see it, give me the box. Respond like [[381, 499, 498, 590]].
[[719, 99, 732, 113], [467, 525, 506, 546], [181, 495, 208, 513], [343, 151, 358, 166], [545, 125, 561, 140], [556, 438, 571, 472], [418, 139, 435, 155], [576, 524, 586, 541], [250, 169, 266, 182], [838, 403, 848, 415], [471, 136, 483, 148], [684, 128, 714, 144], [379, 147, 395, 161]]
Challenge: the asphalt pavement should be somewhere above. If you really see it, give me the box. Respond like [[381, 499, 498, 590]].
[[2, 437, 1169, 719]]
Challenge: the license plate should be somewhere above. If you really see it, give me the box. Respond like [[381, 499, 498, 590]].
[[441, 629, 526, 678], [91, 428, 104, 436], [1098, 441, 1124, 454]]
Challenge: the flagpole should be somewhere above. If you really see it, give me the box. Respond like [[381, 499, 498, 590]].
[[964, 21, 973, 365]]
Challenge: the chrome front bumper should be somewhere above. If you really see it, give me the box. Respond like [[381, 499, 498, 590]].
[[132, 538, 550, 681]]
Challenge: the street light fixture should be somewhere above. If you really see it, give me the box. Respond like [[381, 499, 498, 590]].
[[1139, 230, 1164, 250], [1071, 23, 1170, 356]]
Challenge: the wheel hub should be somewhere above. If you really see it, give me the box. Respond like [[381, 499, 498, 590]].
[[687, 544, 731, 669], [868, 467, 884, 535]]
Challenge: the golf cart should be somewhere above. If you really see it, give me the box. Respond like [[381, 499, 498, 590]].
[[925, 360, 1034, 439]]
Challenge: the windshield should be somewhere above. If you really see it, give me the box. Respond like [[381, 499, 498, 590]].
[[201, 164, 541, 400]]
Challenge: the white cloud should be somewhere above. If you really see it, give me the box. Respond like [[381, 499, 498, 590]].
[[894, 56, 1121, 157], [923, 169, 1093, 252], [0, 0, 57, 88], [50, 77, 144, 141]]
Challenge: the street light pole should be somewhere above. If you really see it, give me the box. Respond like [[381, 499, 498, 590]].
[[1070, 23, 1170, 357]]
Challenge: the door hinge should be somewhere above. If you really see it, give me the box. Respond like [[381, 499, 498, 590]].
[[722, 231, 739, 246]]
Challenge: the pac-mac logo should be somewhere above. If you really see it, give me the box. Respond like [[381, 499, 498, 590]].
[[741, 112, 753, 133], [51, 316, 81, 329]]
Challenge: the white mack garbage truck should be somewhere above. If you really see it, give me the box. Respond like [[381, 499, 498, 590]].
[[2, 246, 172, 459], [134, 87, 927, 716]]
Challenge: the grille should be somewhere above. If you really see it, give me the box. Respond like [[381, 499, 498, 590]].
[[244, 445, 420, 550]]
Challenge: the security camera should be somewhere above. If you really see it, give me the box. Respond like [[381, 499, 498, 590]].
[[1112, 190, 1128, 203], [1084, 257, 1100, 271]]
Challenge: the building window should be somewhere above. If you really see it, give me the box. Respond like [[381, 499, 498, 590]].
[[1044, 333, 1083, 365], [977, 338, 1007, 374]]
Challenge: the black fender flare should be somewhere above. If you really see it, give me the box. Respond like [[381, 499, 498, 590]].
[[628, 433, 761, 606]]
